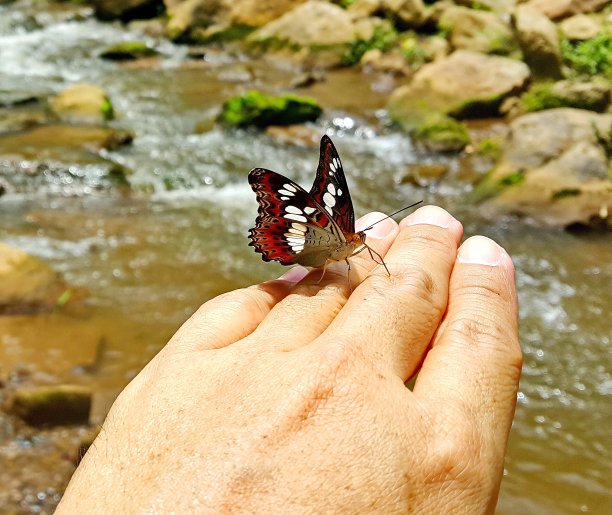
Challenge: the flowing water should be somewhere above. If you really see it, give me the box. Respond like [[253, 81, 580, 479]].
[[0, 4, 611, 513]]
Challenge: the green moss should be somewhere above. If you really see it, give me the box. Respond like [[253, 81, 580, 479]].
[[561, 32, 612, 78], [218, 91, 322, 128], [469, 168, 525, 203], [499, 170, 525, 186], [520, 81, 610, 112], [552, 188, 581, 201], [476, 137, 502, 157], [412, 115, 471, 152], [401, 37, 427, 68], [10, 385, 92, 426], [100, 97, 114, 120], [99, 41, 158, 61], [343, 24, 398, 66]]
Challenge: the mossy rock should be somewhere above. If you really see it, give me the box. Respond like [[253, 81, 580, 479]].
[[218, 91, 322, 128], [412, 115, 471, 152], [469, 169, 526, 203], [8, 385, 92, 426], [99, 41, 159, 61], [50, 83, 114, 123], [520, 80, 610, 113]]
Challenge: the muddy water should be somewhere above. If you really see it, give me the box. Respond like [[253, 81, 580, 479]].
[[1, 4, 611, 514]]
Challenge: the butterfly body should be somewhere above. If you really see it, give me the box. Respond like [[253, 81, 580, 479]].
[[248, 136, 368, 269]]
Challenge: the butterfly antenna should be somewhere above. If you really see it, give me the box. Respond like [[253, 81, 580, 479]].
[[361, 200, 423, 232]]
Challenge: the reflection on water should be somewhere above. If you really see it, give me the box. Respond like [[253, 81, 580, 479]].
[[1, 4, 611, 514]]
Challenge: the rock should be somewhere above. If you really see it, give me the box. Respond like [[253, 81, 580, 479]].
[[218, 91, 322, 127], [229, 0, 307, 27], [265, 124, 319, 147], [360, 48, 412, 76], [0, 243, 67, 314], [560, 14, 602, 41], [99, 41, 159, 61], [0, 106, 49, 134], [526, 0, 609, 19], [249, 1, 360, 48], [439, 6, 517, 55], [50, 83, 113, 124], [514, 5, 562, 79], [166, 0, 232, 41], [473, 108, 612, 229], [7, 385, 92, 426], [401, 162, 449, 186], [520, 80, 610, 113], [388, 50, 530, 128], [412, 114, 471, 152], [92, 0, 165, 21], [382, 0, 426, 27], [453, 0, 516, 13]]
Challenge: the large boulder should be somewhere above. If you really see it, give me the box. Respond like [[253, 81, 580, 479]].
[[92, 0, 164, 21], [388, 50, 530, 128], [439, 6, 517, 55], [514, 4, 562, 79], [166, 0, 232, 40], [50, 83, 113, 124], [473, 108, 612, 229], [0, 243, 67, 314], [248, 1, 360, 48]]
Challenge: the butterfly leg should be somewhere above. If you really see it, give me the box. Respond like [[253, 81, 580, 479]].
[[344, 258, 352, 292], [364, 244, 391, 277], [314, 261, 329, 285]]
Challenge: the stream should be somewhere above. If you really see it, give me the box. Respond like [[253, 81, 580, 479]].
[[0, 4, 611, 514]]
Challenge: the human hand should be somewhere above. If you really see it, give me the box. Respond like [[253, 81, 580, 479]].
[[58, 206, 521, 514]]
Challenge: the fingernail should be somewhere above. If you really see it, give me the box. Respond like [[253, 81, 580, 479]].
[[457, 236, 502, 266], [356, 212, 397, 239], [278, 266, 309, 283], [401, 205, 457, 229]]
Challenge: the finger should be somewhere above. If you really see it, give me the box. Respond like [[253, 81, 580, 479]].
[[247, 212, 399, 351], [413, 236, 521, 443], [166, 280, 298, 351], [321, 206, 463, 379]]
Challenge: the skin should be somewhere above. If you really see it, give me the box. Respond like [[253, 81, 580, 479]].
[[58, 206, 521, 514]]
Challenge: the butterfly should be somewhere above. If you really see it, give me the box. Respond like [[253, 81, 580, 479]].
[[248, 135, 398, 281]]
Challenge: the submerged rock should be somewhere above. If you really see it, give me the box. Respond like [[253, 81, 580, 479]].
[[50, 83, 114, 124], [388, 50, 530, 128], [0, 243, 68, 314], [218, 90, 322, 128], [99, 41, 159, 60], [472, 108, 612, 229], [7, 385, 92, 426]]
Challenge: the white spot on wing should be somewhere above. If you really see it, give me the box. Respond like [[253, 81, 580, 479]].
[[325, 206, 333, 215], [284, 213, 308, 223], [285, 205, 303, 214], [337, 188, 342, 196], [284, 183, 297, 192], [292, 245, 304, 253], [323, 192, 336, 208], [327, 183, 336, 195], [278, 189, 293, 196], [280, 196, 289, 201], [304, 207, 316, 215]]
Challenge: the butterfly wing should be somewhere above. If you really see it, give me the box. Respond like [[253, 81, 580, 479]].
[[308, 135, 356, 234], [248, 168, 346, 267]]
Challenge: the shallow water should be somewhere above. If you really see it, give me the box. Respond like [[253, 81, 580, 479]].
[[1, 4, 611, 513]]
